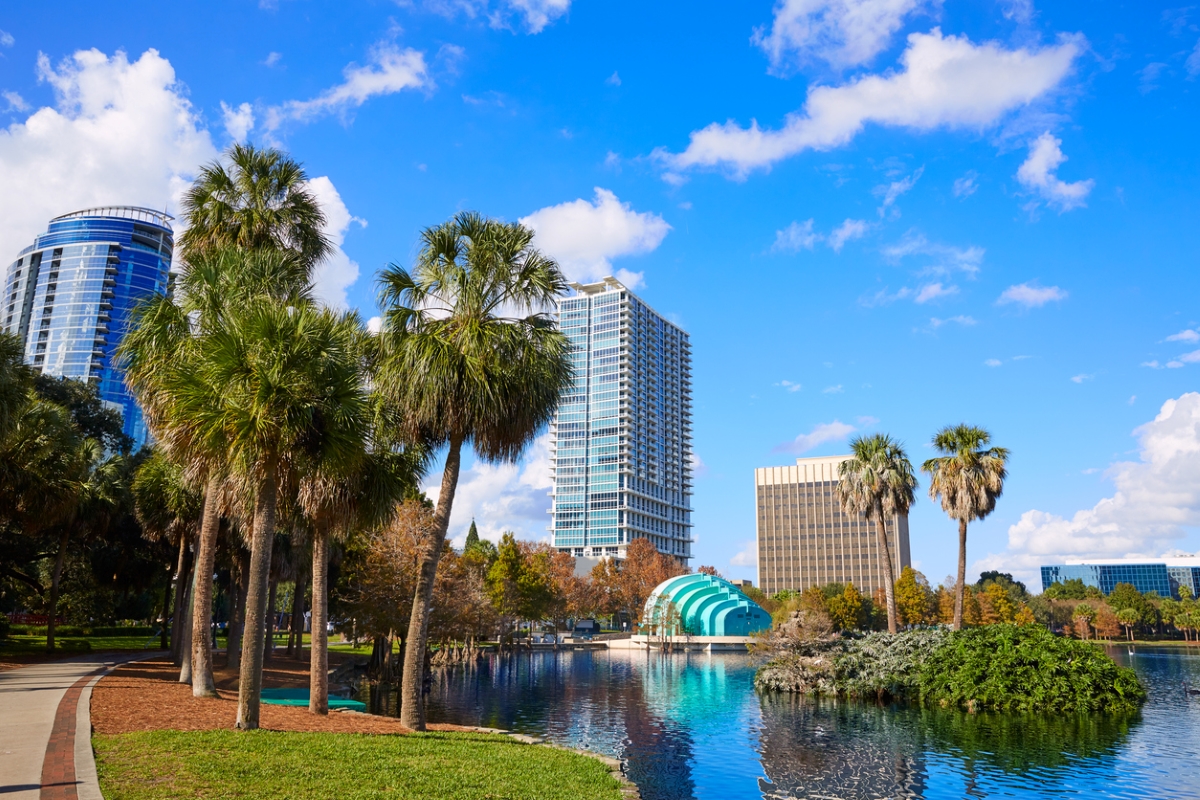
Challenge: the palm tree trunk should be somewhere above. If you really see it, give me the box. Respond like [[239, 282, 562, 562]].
[[228, 548, 250, 670], [171, 535, 189, 664], [874, 511, 898, 635], [953, 518, 968, 631], [236, 467, 277, 731], [309, 524, 330, 715], [400, 435, 464, 731], [265, 578, 278, 662], [159, 575, 172, 650], [191, 480, 221, 697], [289, 557, 308, 659], [46, 528, 71, 652], [179, 567, 194, 684]]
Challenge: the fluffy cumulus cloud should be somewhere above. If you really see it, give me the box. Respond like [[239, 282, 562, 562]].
[[1016, 132, 1093, 211], [220, 101, 254, 143], [997, 281, 1067, 307], [976, 393, 1200, 586], [0, 49, 217, 288], [753, 0, 939, 72], [519, 188, 670, 289], [776, 419, 856, 453], [664, 29, 1082, 176], [424, 433, 554, 546], [263, 44, 429, 132], [730, 539, 758, 568], [304, 177, 367, 308], [506, 0, 572, 33]]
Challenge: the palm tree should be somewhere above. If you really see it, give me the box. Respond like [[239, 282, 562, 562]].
[[375, 211, 572, 730], [835, 434, 918, 634], [0, 333, 34, 440], [922, 425, 1010, 631]]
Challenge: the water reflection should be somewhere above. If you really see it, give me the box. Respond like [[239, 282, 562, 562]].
[[360, 645, 1200, 800]]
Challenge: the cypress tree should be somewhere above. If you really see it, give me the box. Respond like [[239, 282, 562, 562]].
[[465, 519, 480, 550]]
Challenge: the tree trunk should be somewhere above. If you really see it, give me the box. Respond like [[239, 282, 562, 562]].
[[236, 468, 277, 731], [309, 524, 330, 715], [159, 573, 172, 650], [953, 518, 968, 631], [45, 528, 71, 652], [265, 578, 278, 662], [179, 565, 194, 684], [228, 548, 250, 670], [190, 481, 222, 697], [400, 435, 464, 731], [288, 557, 308, 659], [171, 535, 189, 664], [873, 508, 898, 635]]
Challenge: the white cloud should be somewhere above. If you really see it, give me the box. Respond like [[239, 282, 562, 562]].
[[1168, 349, 1200, 368], [519, 188, 670, 289], [997, 281, 1067, 307], [883, 231, 983, 276], [1016, 132, 1093, 211], [689, 451, 709, 478], [752, 0, 938, 72], [984, 358, 1003, 367], [606, 71, 621, 86], [822, 384, 844, 393], [264, 43, 428, 131], [730, 539, 758, 568], [1139, 62, 1168, 94], [264, 51, 283, 67], [928, 315, 976, 327], [1071, 373, 1093, 384], [1001, 0, 1034, 26], [425, 432, 554, 546], [913, 281, 956, 303], [1143, 361, 1161, 369], [0, 49, 216, 293], [305, 176, 367, 309], [772, 218, 818, 252], [952, 170, 978, 197], [220, 101, 254, 142], [1166, 329, 1200, 343], [502, 0, 572, 33], [776, 379, 803, 392], [0, 30, 13, 48], [874, 166, 922, 216], [776, 419, 856, 453], [665, 29, 1082, 176], [366, 315, 383, 334], [975, 393, 1200, 586], [828, 218, 869, 251], [2, 91, 29, 112]]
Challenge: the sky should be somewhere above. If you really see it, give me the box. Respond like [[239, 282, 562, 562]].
[[2, 0, 1199, 590]]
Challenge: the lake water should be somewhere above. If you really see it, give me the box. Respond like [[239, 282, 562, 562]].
[[365, 645, 1200, 800]]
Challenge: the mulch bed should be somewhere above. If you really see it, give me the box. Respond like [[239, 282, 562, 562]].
[[91, 654, 470, 736]]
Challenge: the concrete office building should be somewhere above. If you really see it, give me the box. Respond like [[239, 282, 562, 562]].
[[755, 455, 911, 596], [550, 276, 693, 562], [2, 207, 174, 447], [1041, 558, 1200, 599]]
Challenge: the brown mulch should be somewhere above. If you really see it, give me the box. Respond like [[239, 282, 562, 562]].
[[91, 655, 472, 736]]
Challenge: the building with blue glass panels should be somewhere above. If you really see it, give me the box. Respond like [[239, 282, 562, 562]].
[[550, 277, 693, 562], [2, 207, 173, 447], [1041, 559, 1200, 599]]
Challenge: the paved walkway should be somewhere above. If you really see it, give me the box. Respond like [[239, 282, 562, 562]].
[[0, 653, 164, 800]]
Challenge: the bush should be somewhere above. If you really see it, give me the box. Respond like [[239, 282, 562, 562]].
[[835, 629, 948, 700], [918, 624, 1145, 713], [0, 615, 9, 641]]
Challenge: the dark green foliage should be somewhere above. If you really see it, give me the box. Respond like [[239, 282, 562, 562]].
[[1105, 582, 1158, 625], [1043, 578, 1102, 600], [917, 625, 1145, 713], [0, 614, 8, 640], [836, 629, 949, 699], [33, 374, 133, 454], [464, 520, 480, 550]]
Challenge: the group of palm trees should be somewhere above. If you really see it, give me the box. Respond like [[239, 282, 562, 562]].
[[835, 427, 1009, 635], [120, 143, 572, 731]]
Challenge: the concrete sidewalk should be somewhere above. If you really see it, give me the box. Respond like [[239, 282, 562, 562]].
[[0, 652, 164, 800]]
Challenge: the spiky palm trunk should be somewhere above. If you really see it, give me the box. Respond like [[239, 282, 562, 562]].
[[400, 436, 463, 731], [309, 524, 330, 715], [236, 467, 277, 730], [191, 481, 221, 696], [179, 569, 194, 683], [228, 548, 250, 670], [873, 509, 898, 634], [46, 528, 70, 652], [171, 535, 189, 664], [953, 518, 968, 631]]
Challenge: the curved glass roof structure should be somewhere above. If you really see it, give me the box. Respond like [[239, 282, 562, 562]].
[[642, 574, 772, 637]]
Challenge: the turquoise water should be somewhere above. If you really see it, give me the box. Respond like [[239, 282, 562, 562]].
[[402, 645, 1200, 799]]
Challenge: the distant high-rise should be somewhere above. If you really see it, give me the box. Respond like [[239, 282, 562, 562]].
[[550, 277, 693, 562], [755, 456, 911, 596], [2, 207, 174, 447]]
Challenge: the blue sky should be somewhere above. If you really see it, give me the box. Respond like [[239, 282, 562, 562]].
[[2, 0, 1199, 588]]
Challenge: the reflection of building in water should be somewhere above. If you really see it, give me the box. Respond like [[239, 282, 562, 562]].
[[756, 693, 927, 800]]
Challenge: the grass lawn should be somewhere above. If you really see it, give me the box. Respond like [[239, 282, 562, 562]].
[[0, 634, 162, 655], [94, 729, 624, 800]]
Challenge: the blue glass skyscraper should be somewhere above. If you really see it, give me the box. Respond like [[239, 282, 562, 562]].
[[2, 206, 173, 447], [550, 277, 693, 563]]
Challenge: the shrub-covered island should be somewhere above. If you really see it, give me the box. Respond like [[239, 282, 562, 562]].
[[755, 623, 1146, 713]]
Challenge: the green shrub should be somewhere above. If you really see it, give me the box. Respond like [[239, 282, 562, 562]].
[[0, 615, 9, 641], [917, 624, 1145, 713], [835, 628, 948, 700]]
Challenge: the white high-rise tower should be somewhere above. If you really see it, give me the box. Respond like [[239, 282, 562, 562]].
[[550, 277, 693, 562]]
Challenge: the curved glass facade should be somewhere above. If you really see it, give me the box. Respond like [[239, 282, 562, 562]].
[[642, 573, 772, 637], [2, 207, 173, 447]]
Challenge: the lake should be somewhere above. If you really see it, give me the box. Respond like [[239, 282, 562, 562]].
[[363, 644, 1200, 799]]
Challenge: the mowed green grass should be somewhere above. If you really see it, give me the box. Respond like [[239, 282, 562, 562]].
[[94, 729, 624, 800], [1, 634, 162, 654]]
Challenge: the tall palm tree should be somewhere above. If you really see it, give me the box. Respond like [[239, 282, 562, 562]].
[[0, 333, 34, 440], [375, 211, 572, 730], [922, 424, 1009, 631], [835, 434, 917, 634]]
